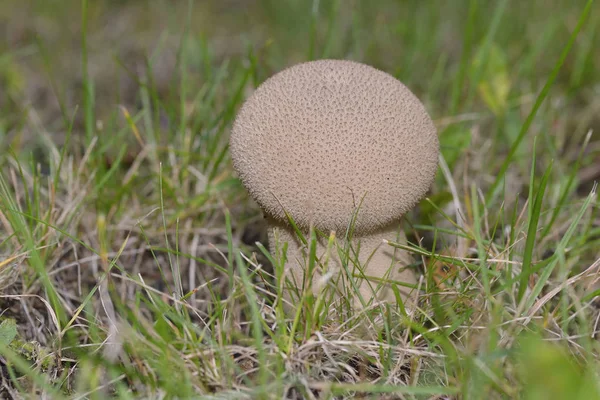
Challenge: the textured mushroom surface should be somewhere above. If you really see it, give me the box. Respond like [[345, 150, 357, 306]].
[[230, 59, 439, 233]]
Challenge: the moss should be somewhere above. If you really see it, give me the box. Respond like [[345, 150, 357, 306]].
[[1, 318, 56, 372]]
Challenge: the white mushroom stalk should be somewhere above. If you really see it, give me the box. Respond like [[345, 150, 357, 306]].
[[230, 59, 439, 310]]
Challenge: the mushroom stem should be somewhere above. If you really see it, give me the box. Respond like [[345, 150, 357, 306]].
[[267, 218, 417, 310]]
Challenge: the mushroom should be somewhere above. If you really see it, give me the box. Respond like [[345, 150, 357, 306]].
[[230, 59, 439, 309]]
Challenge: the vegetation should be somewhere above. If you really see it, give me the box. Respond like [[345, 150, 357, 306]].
[[0, 0, 599, 398]]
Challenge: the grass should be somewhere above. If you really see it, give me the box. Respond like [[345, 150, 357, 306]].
[[1, 0, 600, 398]]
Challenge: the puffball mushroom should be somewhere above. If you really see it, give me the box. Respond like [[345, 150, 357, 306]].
[[230, 59, 439, 308]]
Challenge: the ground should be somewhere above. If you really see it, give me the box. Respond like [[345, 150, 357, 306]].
[[0, 0, 599, 399]]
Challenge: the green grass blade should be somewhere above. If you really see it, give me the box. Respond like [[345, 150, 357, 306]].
[[517, 158, 553, 302], [486, 0, 594, 203], [521, 182, 597, 312]]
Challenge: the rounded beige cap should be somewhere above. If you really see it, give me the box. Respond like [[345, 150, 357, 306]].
[[230, 59, 439, 233]]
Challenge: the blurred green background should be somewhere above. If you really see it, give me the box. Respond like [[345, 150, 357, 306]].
[[2, 0, 598, 152]]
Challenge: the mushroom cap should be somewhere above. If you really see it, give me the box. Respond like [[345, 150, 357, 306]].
[[230, 59, 439, 233]]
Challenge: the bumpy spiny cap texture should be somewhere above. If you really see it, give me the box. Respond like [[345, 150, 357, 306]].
[[230, 59, 439, 233]]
